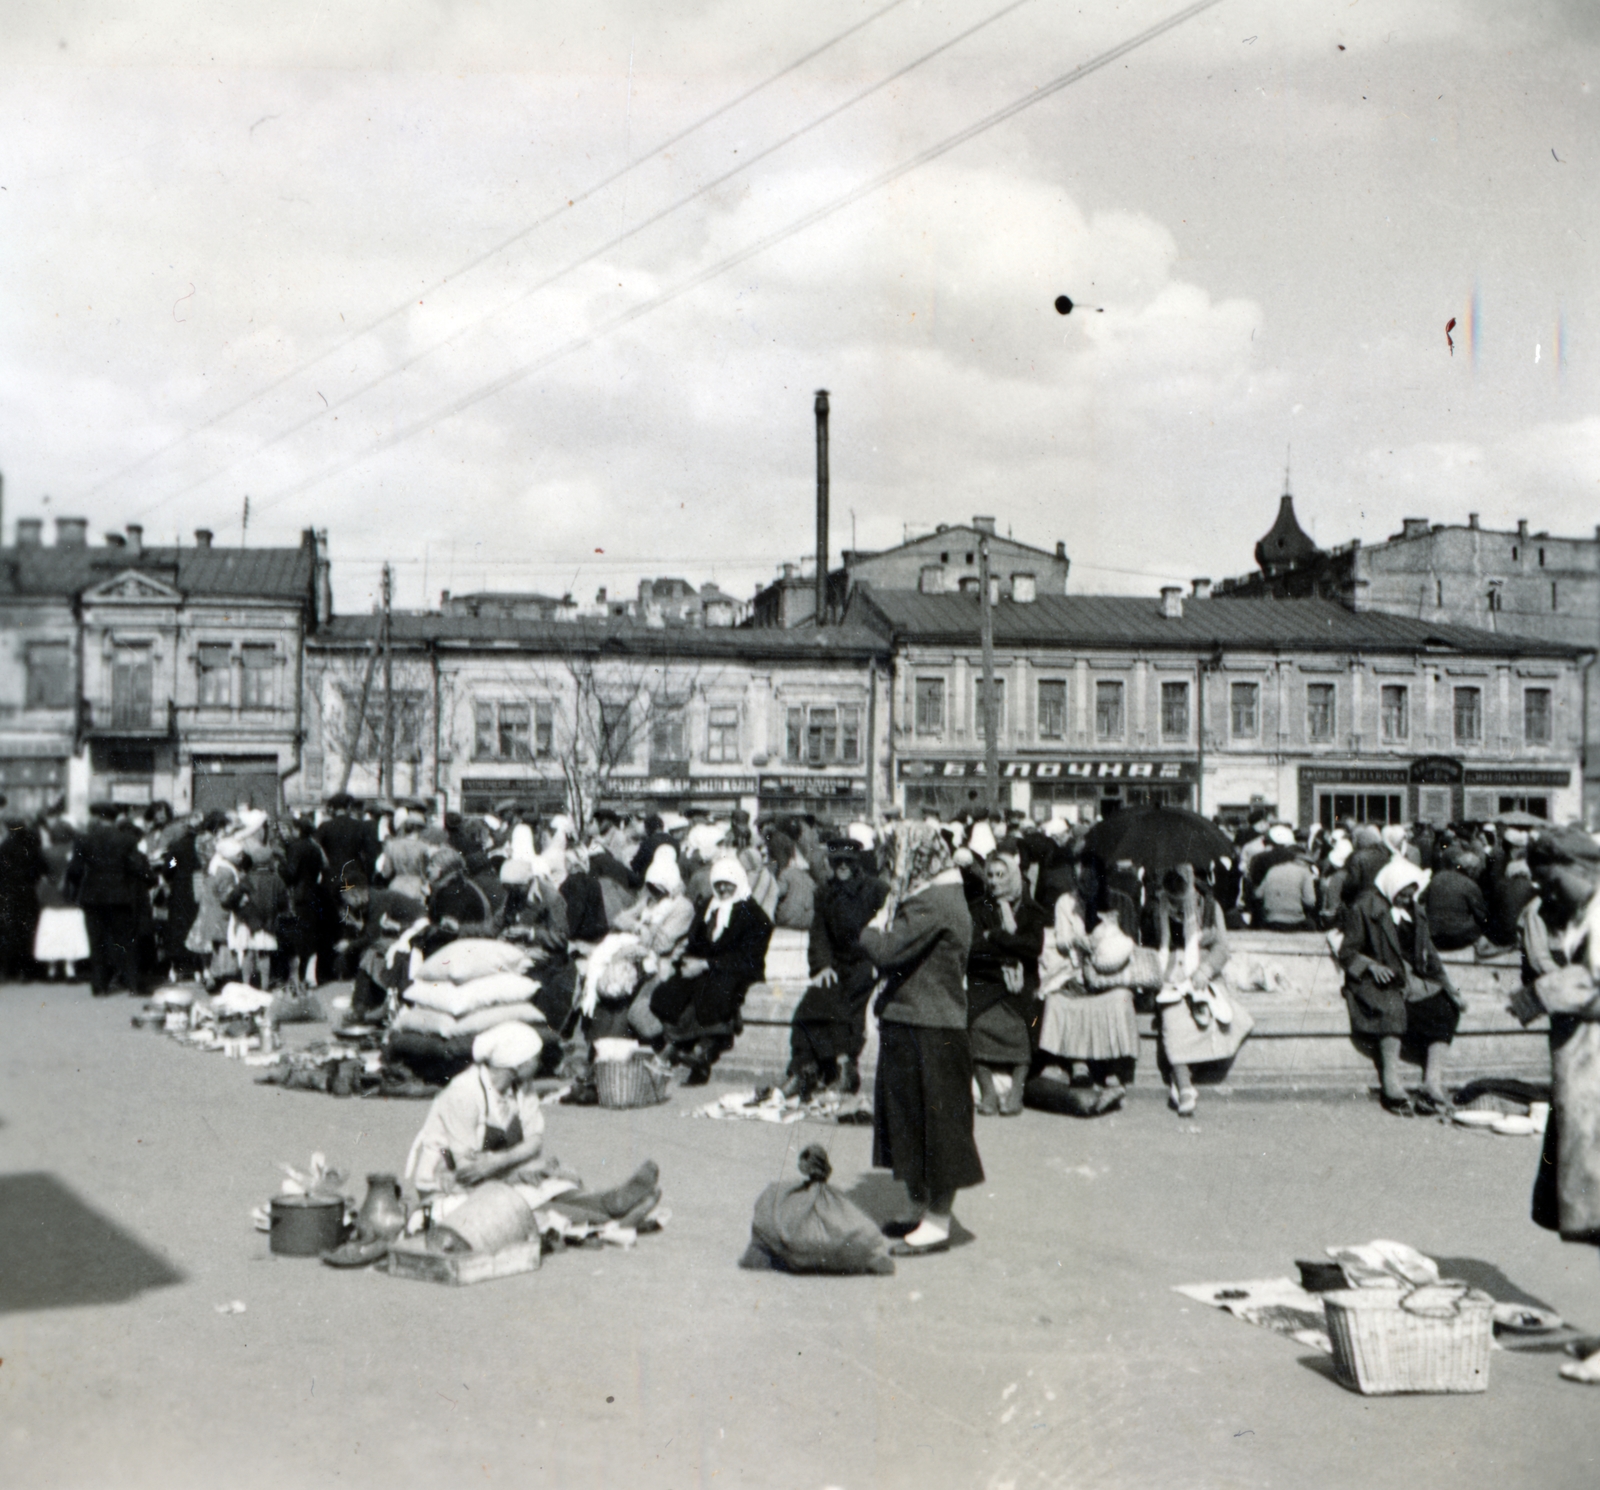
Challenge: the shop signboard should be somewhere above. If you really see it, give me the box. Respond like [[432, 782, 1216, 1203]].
[[758, 774, 865, 800], [897, 757, 1196, 781], [1409, 756, 1465, 785]]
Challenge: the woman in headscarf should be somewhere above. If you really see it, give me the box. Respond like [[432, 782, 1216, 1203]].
[[1516, 828, 1600, 1384], [1337, 854, 1463, 1115], [966, 839, 1048, 1117], [781, 836, 887, 1100], [0, 814, 47, 980], [33, 817, 90, 981], [857, 822, 983, 1257], [424, 846, 495, 937], [649, 855, 773, 1083], [1155, 862, 1240, 1118]]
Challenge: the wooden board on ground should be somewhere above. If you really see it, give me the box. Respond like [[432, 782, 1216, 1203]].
[[383, 1237, 541, 1285]]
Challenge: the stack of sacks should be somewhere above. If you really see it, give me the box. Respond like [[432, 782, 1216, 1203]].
[[393, 939, 546, 1040]]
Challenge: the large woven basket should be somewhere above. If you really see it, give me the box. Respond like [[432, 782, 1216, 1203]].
[[596, 1053, 670, 1109], [1323, 1284, 1494, 1395]]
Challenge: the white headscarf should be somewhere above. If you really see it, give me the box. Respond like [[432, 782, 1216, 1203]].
[[705, 856, 750, 941], [1374, 856, 1431, 924], [471, 1022, 543, 1069], [644, 844, 684, 896], [967, 820, 998, 859]]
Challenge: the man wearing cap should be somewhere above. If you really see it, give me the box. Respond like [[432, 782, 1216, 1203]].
[[64, 803, 156, 996]]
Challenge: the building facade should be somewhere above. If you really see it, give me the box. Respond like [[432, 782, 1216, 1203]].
[[0, 517, 326, 819], [850, 586, 1588, 829], [300, 615, 891, 826]]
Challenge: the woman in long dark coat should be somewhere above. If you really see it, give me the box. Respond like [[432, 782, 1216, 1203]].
[[159, 817, 203, 978], [966, 842, 1048, 1117], [650, 856, 772, 1084], [0, 817, 48, 979], [782, 837, 887, 1099], [858, 823, 983, 1257]]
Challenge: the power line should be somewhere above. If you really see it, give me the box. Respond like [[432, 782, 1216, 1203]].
[[129, 0, 1042, 520], [247, 0, 1226, 518], [95, 0, 915, 502]]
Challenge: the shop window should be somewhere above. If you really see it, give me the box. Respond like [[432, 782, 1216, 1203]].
[[1230, 681, 1259, 739], [1524, 687, 1552, 744], [706, 705, 741, 763], [25, 641, 72, 710], [197, 643, 231, 708], [599, 701, 633, 766], [1305, 682, 1336, 742], [240, 645, 275, 709], [1380, 684, 1409, 743], [1160, 681, 1189, 741], [651, 710, 688, 767], [110, 646, 153, 730], [973, 677, 1006, 737], [1095, 680, 1123, 742], [914, 677, 945, 735], [785, 704, 861, 765], [1453, 686, 1482, 744], [1036, 679, 1067, 740], [1498, 794, 1549, 820]]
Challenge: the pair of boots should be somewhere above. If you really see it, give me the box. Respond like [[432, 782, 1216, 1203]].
[[779, 1055, 860, 1103], [975, 1063, 1029, 1117]]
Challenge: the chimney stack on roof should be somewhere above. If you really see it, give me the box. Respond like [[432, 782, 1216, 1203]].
[[1011, 573, 1036, 603], [15, 517, 42, 548], [973, 515, 997, 536], [1191, 577, 1212, 600], [126, 524, 142, 555], [56, 517, 87, 548], [1518, 518, 1530, 541], [1160, 586, 1184, 619], [1467, 513, 1480, 530], [1400, 518, 1431, 540], [194, 528, 213, 549]]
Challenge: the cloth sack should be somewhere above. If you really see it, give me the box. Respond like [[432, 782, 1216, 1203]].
[[740, 1146, 894, 1275], [403, 971, 540, 1018], [418, 939, 530, 985], [1089, 921, 1135, 975], [1082, 946, 1164, 993], [392, 1001, 544, 1039]]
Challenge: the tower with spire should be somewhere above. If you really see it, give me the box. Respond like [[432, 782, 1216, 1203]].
[[1253, 461, 1323, 577]]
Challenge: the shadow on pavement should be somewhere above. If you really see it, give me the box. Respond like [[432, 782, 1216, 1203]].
[[0, 1172, 184, 1313], [841, 1173, 977, 1248], [1295, 1354, 1353, 1391]]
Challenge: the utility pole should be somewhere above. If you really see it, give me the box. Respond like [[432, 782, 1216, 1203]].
[[978, 534, 1000, 817], [814, 389, 830, 626], [379, 563, 395, 799]]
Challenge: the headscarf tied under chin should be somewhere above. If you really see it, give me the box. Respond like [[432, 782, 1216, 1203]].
[[883, 822, 956, 929], [1374, 856, 1431, 924], [1157, 862, 1203, 979], [987, 853, 1024, 904], [705, 856, 751, 942]]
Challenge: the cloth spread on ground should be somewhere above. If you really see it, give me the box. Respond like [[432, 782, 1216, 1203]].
[[690, 1087, 874, 1125]]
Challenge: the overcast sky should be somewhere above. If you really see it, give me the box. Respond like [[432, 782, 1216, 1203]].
[[2, 1, 1595, 613]]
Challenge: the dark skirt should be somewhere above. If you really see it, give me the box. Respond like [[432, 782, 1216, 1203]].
[[790, 1019, 856, 1073], [1344, 979, 1461, 1044], [873, 1022, 985, 1201], [968, 1001, 1031, 1065]]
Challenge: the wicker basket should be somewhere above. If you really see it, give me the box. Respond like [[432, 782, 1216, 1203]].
[[596, 1053, 671, 1109], [1323, 1283, 1494, 1395]]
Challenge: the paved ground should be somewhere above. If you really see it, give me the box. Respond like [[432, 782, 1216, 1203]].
[[3, 982, 1599, 1490]]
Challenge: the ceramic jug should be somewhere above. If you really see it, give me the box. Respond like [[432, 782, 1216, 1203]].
[[357, 1173, 407, 1241]]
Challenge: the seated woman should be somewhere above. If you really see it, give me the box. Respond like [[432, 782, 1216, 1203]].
[[404, 1023, 662, 1231], [1338, 856, 1464, 1116], [1036, 890, 1138, 1107], [966, 841, 1048, 1117], [1155, 863, 1242, 1118], [603, 846, 695, 1040], [649, 856, 773, 1084]]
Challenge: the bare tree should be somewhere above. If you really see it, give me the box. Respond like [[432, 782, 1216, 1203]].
[[310, 649, 440, 801]]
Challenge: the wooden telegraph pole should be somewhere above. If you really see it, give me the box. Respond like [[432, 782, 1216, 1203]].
[[978, 534, 1000, 817], [379, 563, 395, 799]]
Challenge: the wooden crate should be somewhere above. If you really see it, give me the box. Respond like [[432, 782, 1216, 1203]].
[[383, 1236, 541, 1285]]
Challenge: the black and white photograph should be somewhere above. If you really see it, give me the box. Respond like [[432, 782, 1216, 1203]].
[[1, 2, 1598, 1485]]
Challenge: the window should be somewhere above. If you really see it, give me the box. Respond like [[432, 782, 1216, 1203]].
[[706, 705, 741, 763], [25, 641, 72, 709], [197, 643, 231, 707], [1453, 686, 1482, 744], [1306, 682, 1336, 742], [240, 645, 274, 709], [473, 701, 548, 761], [785, 704, 861, 764], [1552, 582, 1559, 612], [965, 551, 974, 564], [651, 710, 688, 765], [1160, 681, 1189, 741], [1540, 547, 1546, 567], [110, 645, 153, 730], [973, 677, 1006, 736], [914, 677, 945, 735], [599, 701, 633, 765], [1037, 679, 1067, 740], [1525, 687, 1552, 744], [1230, 681, 1259, 738], [346, 688, 426, 760], [1380, 685, 1409, 742], [1095, 680, 1124, 741]]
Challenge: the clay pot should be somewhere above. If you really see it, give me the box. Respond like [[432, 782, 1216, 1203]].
[[356, 1173, 407, 1242]]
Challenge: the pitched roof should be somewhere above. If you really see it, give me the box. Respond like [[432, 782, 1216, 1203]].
[[0, 541, 314, 602], [852, 588, 1585, 658], [846, 524, 1062, 566], [313, 612, 888, 661]]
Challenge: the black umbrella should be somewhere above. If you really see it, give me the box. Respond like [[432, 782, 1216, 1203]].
[[1081, 804, 1237, 880]]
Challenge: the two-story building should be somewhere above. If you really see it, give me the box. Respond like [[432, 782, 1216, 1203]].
[[850, 585, 1590, 828], [300, 614, 891, 826], [0, 516, 328, 819]]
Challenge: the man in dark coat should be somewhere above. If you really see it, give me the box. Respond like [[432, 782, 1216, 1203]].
[[781, 838, 888, 1099], [65, 805, 155, 995], [1423, 851, 1492, 950], [0, 816, 48, 979], [315, 795, 380, 885]]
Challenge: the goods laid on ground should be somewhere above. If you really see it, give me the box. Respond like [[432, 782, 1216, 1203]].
[[691, 1087, 872, 1125], [740, 1145, 894, 1275]]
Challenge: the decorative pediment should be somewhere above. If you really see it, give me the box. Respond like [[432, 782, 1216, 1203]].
[[82, 569, 184, 605]]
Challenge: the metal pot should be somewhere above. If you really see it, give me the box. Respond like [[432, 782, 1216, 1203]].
[[356, 1173, 407, 1242], [269, 1195, 346, 1256]]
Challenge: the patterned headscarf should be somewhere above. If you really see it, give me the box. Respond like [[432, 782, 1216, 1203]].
[[883, 822, 955, 928]]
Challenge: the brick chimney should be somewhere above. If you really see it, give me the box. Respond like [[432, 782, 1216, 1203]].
[[1191, 577, 1212, 600], [972, 515, 997, 536], [194, 528, 213, 549], [1517, 519, 1530, 541], [1467, 513, 1479, 530], [1400, 518, 1431, 540], [16, 517, 42, 548], [56, 516, 88, 547], [126, 523, 143, 555], [1160, 586, 1184, 619]]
